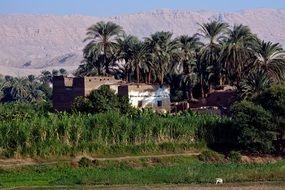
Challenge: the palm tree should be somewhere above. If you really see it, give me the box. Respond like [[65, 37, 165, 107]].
[[175, 35, 201, 100], [145, 31, 177, 85], [194, 52, 210, 98], [115, 35, 147, 83], [175, 35, 201, 74], [116, 35, 138, 82], [83, 21, 124, 75], [74, 62, 98, 77], [1, 77, 30, 102], [198, 21, 229, 86], [181, 73, 197, 100], [129, 41, 147, 83], [220, 24, 256, 86], [39, 70, 52, 84], [253, 40, 285, 82], [240, 69, 271, 99], [59, 68, 67, 76]]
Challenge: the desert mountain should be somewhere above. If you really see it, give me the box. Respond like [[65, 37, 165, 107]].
[[0, 8, 285, 76]]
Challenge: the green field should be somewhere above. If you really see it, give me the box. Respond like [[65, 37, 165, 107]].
[[0, 156, 284, 189]]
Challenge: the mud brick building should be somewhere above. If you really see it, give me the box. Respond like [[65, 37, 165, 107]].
[[53, 76, 171, 112], [118, 84, 171, 112], [53, 76, 122, 111]]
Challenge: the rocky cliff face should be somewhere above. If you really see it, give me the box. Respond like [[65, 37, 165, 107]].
[[0, 9, 285, 76]]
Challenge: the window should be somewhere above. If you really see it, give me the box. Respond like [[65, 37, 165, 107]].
[[138, 101, 143, 108], [157, 100, 162, 107]]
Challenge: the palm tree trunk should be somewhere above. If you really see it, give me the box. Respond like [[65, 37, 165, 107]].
[[136, 64, 140, 83], [200, 75, 205, 98], [188, 84, 193, 100], [160, 70, 164, 85], [148, 72, 151, 84], [125, 70, 129, 83], [219, 77, 223, 86]]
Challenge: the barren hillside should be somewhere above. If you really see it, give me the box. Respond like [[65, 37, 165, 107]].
[[0, 9, 285, 76]]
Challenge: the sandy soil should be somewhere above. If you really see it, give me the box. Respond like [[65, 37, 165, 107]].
[[0, 151, 200, 168]]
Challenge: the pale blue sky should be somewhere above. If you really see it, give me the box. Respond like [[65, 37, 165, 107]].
[[0, 0, 284, 16]]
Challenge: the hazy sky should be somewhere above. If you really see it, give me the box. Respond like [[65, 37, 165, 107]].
[[0, 0, 284, 16]]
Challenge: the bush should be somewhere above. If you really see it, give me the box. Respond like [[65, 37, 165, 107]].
[[230, 100, 277, 153], [254, 85, 285, 145], [78, 157, 93, 167], [72, 96, 93, 113], [88, 85, 119, 113], [198, 150, 225, 163], [196, 117, 238, 150], [72, 85, 133, 114], [228, 151, 242, 162], [254, 85, 285, 117]]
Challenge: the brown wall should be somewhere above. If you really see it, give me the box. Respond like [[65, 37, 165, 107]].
[[188, 90, 237, 108], [53, 76, 121, 111]]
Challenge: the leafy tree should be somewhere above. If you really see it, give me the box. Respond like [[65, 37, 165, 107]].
[[72, 96, 93, 113], [254, 85, 285, 116], [72, 85, 132, 114], [254, 85, 285, 143], [88, 85, 119, 113], [230, 100, 277, 153]]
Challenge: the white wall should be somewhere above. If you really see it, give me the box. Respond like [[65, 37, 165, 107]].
[[128, 87, 170, 108]]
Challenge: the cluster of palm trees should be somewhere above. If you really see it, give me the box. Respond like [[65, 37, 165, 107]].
[[77, 21, 285, 100], [0, 68, 67, 102]]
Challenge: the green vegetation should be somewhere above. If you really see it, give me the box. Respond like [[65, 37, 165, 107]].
[[230, 101, 276, 153], [0, 21, 284, 188], [0, 103, 225, 158], [0, 85, 284, 158], [72, 85, 133, 114], [78, 21, 285, 101], [0, 157, 284, 188], [0, 69, 67, 103]]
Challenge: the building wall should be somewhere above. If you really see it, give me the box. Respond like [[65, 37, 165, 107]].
[[53, 76, 121, 111], [121, 84, 171, 112], [53, 76, 171, 112], [83, 77, 119, 96], [188, 90, 237, 108], [53, 76, 84, 111]]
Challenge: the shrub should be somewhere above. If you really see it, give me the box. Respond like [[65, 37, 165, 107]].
[[88, 85, 119, 113], [198, 150, 225, 163], [78, 157, 93, 167], [228, 151, 242, 162], [254, 85, 285, 117], [230, 100, 277, 153], [254, 85, 285, 144], [72, 96, 93, 113], [196, 117, 238, 150], [72, 85, 133, 114]]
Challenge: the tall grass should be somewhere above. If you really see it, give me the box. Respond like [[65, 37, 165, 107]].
[[0, 104, 225, 158]]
